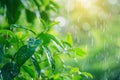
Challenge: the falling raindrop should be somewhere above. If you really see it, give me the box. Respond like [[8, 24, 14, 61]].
[[71, 74, 74, 77], [0, 74, 3, 80], [91, 38, 94, 47], [35, 47, 40, 52], [88, 31, 91, 37], [41, 69, 44, 73], [6, 47, 8, 50], [77, 16, 81, 23], [35, 10, 40, 18], [77, 37, 80, 43], [61, 58, 65, 63], [103, 73, 108, 80], [74, 57, 78, 62], [64, 48, 67, 51], [63, 64, 66, 68], [11, 45, 14, 48]]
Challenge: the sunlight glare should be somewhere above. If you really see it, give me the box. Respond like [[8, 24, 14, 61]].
[[78, 0, 96, 9]]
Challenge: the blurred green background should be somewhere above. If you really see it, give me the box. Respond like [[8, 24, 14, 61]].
[[54, 0, 120, 80]]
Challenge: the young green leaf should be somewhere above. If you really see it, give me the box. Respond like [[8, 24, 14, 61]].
[[66, 33, 73, 46], [74, 48, 86, 57], [48, 22, 59, 27]]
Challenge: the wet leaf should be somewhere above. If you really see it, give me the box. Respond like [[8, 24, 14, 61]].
[[31, 56, 41, 77], [38, 32, 64, 51], [43, 46, 55, 71], [0, 44, 4, 63], [47, 34, 64, 49], [14, 38, 41, 67], [1, 62, 20, 80], [10, 24, 36, 35]]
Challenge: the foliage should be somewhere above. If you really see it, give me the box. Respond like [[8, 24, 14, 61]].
[[0, 0, 92, 80]]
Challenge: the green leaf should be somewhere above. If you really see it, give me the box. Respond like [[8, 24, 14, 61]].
[[0, 36, 8, 44], [22, 65, 35, 78], [37, 32, 51, 46], [41, 17, 59, 32], [47, 34, 64, 49], [10, 24, 36, 35], [41, 11, 50, 23], [0, 30, 17, 43], [48, 21, 59, 29], [50, 0, 59, 9], [81, 72, 93, 79], [40, 19, 48, 30], [48, 1, 60, 12], [31, 56, 41, 77], [1, 62, 20, 80], [70, 67, 79, 74], [62, 41, 72, 47], [4, 0, 21, 24], [14, 45, 33, 67], [72, 76, 82, 80], [43, 46, 55, 71], [66, 33, 73, 46], [74, 48, 86, 57], [26, 9, 36, 23], [14, 38, 41, 67], [37, 32, 64, 51], [42, 0, 50, 7], [0, 44, 4, 63]]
